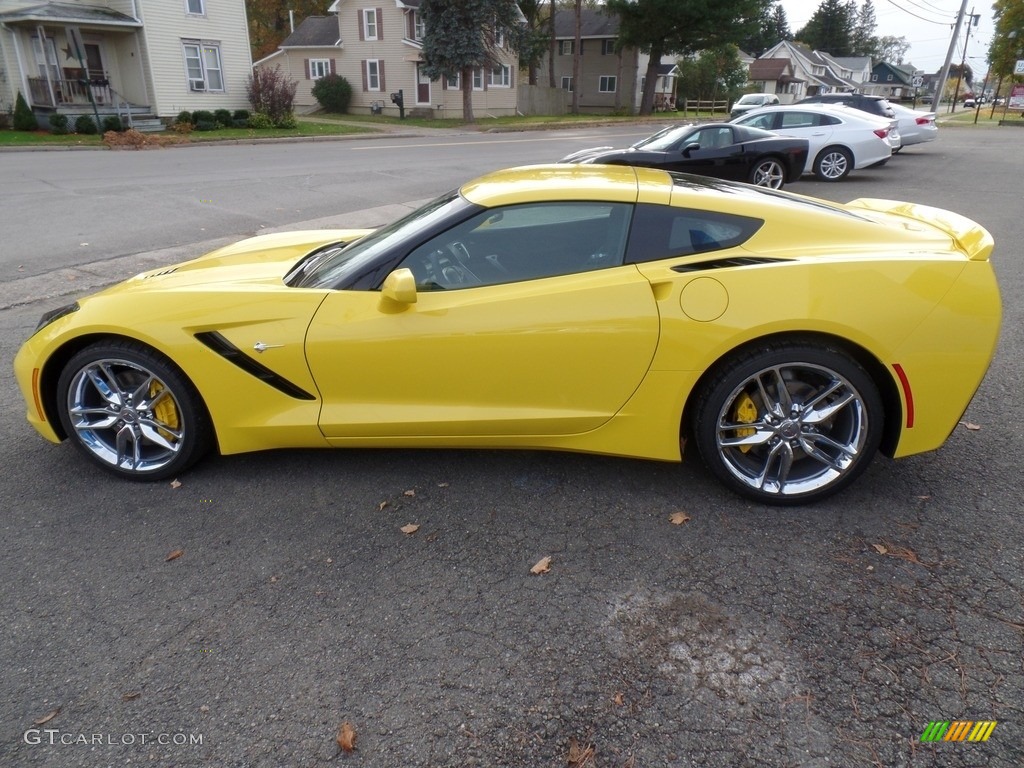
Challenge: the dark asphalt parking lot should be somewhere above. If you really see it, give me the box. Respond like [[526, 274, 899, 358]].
[[1, 126, 1022, 767]]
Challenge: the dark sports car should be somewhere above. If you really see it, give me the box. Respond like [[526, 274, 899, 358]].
[[559, 123, 809, 189]]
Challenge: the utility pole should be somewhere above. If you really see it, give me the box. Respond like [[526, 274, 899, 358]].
[[932, 0, 970, 112], [949, 9, 980, 112]]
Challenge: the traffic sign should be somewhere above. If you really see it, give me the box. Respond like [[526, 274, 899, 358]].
[[912, 76, 924, 88], [1015, 59, 1024, 75]]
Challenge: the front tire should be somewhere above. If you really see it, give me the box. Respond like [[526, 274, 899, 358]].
[[749, 158, 786, 189], [692, 341, 883, 505], [813, 146, 853, 181], [56, 340, 212, 480]]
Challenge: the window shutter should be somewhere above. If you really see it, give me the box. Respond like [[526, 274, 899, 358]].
[[509, 67, 513, 88], [330, 59, 336, 75], [376, 9, 383, 40], [361, 60, 368, 91], [304, 59, 310, 79], [407, 12, 413, 40], [380, 61, 386, 91], [357, 11, 364, 41]]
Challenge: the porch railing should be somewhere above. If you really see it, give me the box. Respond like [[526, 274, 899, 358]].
[[27, 75, 113, 109]]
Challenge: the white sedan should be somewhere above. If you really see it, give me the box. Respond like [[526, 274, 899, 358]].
[[889, 102, 938, 149], [731, 103, 898, 181]]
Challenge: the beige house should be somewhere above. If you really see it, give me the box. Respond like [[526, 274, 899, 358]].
[[256, 0, 521, 118], [0, 0, 252, 125]]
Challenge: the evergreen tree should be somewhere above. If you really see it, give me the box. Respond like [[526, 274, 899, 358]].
[[768, 3, 793, 43], [742, 1, 791, 56], [13, 91, 36, 131], [852, 0, 877, 57], [795, 0, 857, 56], [419, 0, 523, 123], [605, 0, 770, 115]]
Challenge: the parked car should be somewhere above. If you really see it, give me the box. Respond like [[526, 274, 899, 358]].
[[889, 103, 938, 149], [796, 92, 896, 119], [15, 165, 1001, 505], [730, 93, 781, 119], [731, 103, 898, 181], [558, 122, 809, 189]]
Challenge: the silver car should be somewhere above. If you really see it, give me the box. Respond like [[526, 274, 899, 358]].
[[889, 103, 938, 150]]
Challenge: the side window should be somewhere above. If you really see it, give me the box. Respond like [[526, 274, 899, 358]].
[[742, 113, 775, 131], [625, 204, 763, 263], [780, 111, 816, 128], [399, 202, 633, 291]]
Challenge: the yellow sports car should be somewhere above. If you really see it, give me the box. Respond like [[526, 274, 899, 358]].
[[14, 165, 1001, 505]]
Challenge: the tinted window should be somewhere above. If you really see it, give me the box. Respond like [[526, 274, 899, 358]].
[[779, 111, 821, 128], [738, 112, 776, 130], [399, 202, 633, 290], [625, 203, 763, 263]]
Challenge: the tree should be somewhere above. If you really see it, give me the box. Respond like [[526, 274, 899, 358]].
[[516, 0, 551, 86], [795, 0, 856, 56], [742, 1, 787, 57], [419, 0, 524, 123], [852, 0, 877, 57], [768, 3, 793, 43], [606, 0, 770, 115], [13, 91, 37, 131], [988, 0, 1024, 82], [246, 0, 325, 61], [875, 35, 909, 64], [676, 45, 748, 106]]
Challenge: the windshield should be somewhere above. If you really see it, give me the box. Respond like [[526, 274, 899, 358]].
[[290, 191, 468, 289], [633, 124, 696, 151], [737, 95, 764, 105]]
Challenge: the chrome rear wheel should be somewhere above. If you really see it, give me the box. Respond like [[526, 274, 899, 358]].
[[750, 158, 786, 189]]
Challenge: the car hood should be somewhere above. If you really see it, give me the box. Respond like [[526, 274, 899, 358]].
[[112, 229, 374, 292]]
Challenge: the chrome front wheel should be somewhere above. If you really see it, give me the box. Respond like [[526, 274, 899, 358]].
[[694, 343, 883, 505], [750, 158, 786, 189], [57, 341, 211, 479]]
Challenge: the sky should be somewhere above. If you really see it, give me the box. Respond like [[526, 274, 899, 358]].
[[779, 0, 997, 76]]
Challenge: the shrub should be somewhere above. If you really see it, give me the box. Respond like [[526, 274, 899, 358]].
[[232, 118, 249, 128], [102, 115, 123, 133], [13, 91, 37, 131], [232, 109, 250, 121], [246, 66, 297, 125], [247, 112, 274, 129], [48, 113, 70, 134], [176, 110, 193, 125], [191, 110, 215, 126], [75, 114, 99, 134], [273, 112, 297, 129], [214, 108, 233, 127], [193, 119, 217, 132], [170, 120, 194, 134], [311, 74, 352, 113]]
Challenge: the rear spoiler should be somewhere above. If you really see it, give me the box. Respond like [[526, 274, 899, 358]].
[[845, 198, 994, 262]]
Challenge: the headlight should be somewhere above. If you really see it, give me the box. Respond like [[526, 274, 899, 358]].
[[35, 302, 79, 333]]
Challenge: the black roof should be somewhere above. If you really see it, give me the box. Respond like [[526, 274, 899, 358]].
[[280, 16, 340, 48]]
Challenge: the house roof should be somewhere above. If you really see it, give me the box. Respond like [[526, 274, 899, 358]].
[[0, 2, 140, 27], [832, 56, 872, 71], [280, 16, 341, 48], [553, 8, 620, 38], [749, 58, 791, 80]]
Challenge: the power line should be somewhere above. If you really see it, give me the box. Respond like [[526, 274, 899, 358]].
[[882, 0, 954, 25]]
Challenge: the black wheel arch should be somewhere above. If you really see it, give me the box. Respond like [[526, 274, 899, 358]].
[[680, 331, 903, 459]]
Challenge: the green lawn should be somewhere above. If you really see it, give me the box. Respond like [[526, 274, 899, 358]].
[[0, 129, 103, 147]]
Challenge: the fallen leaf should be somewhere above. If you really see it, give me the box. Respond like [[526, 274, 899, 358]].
[[326, 558, 333, 564], [270, 575, 279, 583], [437, 482, 449, 487], [916, 495, 931, 500], [165, 549, 185, 562], [378, 501, 389, 511], [336, 721, 356, 753], [400, 523, 420, 535], [122, 691, 141, 701], [170, 479, 182, 489], [872, 543, 888, 555], [669, 512, 691, 525], [403, 489, 416, 497], [567, 737, 596, 767], [961, 422, 982, 431], [530, 556, 552, 575], [34, 708, 60, 725], [613, 692, 624, 706]]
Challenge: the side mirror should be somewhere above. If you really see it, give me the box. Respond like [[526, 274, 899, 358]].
[[682, 142, 701, 157], [380, 268, 417, 307]]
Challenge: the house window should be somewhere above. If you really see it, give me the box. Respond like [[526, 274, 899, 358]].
[[871, 74, 877, 81], [494, 28, 505, 48], [185, 0, 204, 15], [31, 35, 59, 81], [560, 40, 573, 56], [182, 41, 223, 91], [489, 65, 510, 87], [886, 74, 893, 81], [413, 11, 425, 41], [561, 76, 573, 92], [599, 76, 616, 93], [309, 59, 331, 79], [447, 73, 460, 89], [473, 69, 483, 90], [362, 8, 378, 40], [602, 39, 615, 55], [365, 59, 381, 90]]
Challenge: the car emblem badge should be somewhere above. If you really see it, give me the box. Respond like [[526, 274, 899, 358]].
[[253, 342, 283, 353]]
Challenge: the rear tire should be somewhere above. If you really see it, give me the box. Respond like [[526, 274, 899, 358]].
[[748, 157, 786, 189], [813, 146, 853, 181]]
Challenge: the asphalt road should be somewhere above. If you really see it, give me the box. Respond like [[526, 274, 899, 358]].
[[1, 126, 1022, 767]]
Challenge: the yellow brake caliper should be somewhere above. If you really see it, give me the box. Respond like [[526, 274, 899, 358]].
[[733, 392, 758, 453], [149, 382, 180, 442]]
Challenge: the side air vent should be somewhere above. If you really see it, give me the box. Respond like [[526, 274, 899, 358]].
[[194, 331, 316, 400], [672, 257, 790, 273], [142, 267, 179, 279]]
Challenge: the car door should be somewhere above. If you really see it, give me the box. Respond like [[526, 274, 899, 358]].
[[671, 126, 746, 181], [772, 111, 834, 159], [304, 201, 661, 439]]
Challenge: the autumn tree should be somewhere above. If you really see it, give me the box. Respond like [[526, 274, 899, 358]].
[[246, 0, 327, 61], [605, 0, 770, 115], [795, 0, 857, 56], [419, 0, 524, 123]]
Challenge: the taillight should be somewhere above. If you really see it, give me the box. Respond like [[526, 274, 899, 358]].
[[873, 128, 888, 139], [915, 117, 931, 125]]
